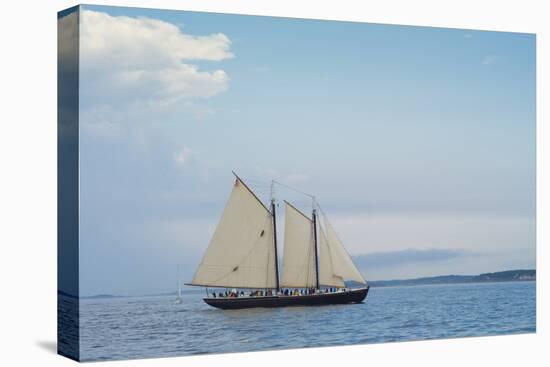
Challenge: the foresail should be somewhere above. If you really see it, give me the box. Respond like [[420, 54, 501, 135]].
[[319, 228, 345, 288], [322, 217, 367, 285], [189, 178, 277, 289], [280, 202, 317, 288]]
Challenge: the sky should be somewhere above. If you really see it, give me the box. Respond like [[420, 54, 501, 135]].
[[76, 5, 535, 296]]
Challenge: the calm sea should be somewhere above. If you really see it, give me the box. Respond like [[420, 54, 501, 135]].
[[77, 281, 535, 361]]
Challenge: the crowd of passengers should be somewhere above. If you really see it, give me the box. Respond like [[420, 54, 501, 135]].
[[210, 287, 343, 298]]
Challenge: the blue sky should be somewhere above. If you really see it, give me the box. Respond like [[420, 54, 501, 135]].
[[77, 5, 535, 296]]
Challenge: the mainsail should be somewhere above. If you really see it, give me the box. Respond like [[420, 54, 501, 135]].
[[280, 201, 317, 288], [188, 177, 277, 289], [319, 216, 367, 285]]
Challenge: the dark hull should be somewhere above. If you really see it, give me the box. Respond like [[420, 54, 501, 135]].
[[203, 287, 369, 310]]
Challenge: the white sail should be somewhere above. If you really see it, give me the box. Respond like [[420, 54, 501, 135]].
[[280, 202, 317, 288], [321, 216, 367, 285], [189, 177, 277, 289], [319, 228, 346, 287]]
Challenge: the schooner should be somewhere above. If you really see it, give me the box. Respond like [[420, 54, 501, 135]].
[[185, 173, 369, 309]]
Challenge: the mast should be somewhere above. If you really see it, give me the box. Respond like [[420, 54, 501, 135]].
[[271, 199, 280, 292], [312, 208, 320, 290]]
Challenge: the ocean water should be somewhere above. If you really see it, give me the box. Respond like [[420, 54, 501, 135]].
[[78, 281, 535, 361]]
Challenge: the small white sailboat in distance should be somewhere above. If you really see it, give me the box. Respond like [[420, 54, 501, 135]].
[[185, 172, 369, 309], [174, 280, 182, 304]]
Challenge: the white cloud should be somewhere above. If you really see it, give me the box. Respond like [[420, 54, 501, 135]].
[[482, 55, 498, 65], [58, 11, 78, 67], [81, 10, 233, 66], [80, 10, 232, 108], [174, 147, 195, 166]]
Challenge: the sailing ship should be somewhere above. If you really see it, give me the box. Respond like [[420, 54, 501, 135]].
[[174, 280, 182, 304], [185, 173, 369, 309]]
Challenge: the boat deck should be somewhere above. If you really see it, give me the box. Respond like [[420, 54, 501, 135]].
[[203, 287, 369, 309]]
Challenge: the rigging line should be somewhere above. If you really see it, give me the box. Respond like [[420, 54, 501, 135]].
[[238, 177, 272, 188], [272, 180, 316, 199]]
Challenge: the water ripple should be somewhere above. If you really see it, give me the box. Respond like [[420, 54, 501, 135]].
[[76, 282, 535, 361]]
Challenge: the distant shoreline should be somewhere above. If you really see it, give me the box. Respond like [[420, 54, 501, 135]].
[[368, 269, 535, 288], [369, 278, 535, 288], [64, 269, 535, 299]]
